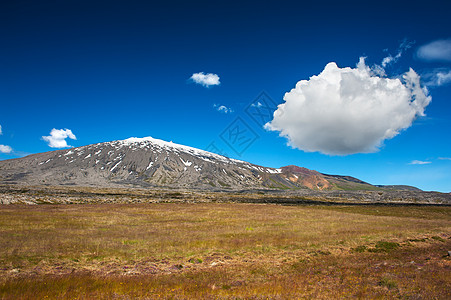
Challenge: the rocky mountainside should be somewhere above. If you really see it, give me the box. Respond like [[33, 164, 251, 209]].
[[0, 137, 403, 191]]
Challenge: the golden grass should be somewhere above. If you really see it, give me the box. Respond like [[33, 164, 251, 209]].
[[0, 203, 450, 299]]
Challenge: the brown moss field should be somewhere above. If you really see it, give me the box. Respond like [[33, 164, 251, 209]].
[[0, 202, 450, 299]]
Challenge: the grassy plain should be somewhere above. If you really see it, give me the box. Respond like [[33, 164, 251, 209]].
[[0, 202, 450, 299]]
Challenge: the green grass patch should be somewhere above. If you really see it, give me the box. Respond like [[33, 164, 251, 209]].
[[368, 241, 400, 253], [353, 245, 368, 253], [431, 236, 445, 242], [378, 276, 398, 289]]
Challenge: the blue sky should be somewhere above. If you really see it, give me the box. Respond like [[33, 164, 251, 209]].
[[1, 0, 451, 192]]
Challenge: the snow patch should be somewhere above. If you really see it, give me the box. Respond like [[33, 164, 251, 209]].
[[39, 159, 52, 165], [180, 158, 193, 167], [199, 157, 215, 163], [267, 168, 282, 174], [110, 161, 121, 172]]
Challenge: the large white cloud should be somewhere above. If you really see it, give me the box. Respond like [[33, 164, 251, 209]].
[[265, 58, 431, 155], [417, 39, 451, 62], [42, 128, 77, 148], [190, 72, 220, 87], [0, 145, 12, 154]]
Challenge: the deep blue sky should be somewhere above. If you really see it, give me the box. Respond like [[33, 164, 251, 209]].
[[1, 0, 451, 191]]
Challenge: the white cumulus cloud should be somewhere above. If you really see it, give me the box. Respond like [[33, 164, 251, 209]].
[[190, 72, 220, 87], [265, 58, 431, 155], [409, 160, 431, 165], [417, 39, 451, 62], [0, 145, 12, 154], [42, 128, 77, 148]]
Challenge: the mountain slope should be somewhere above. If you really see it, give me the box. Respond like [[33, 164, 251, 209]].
[[0, 136, 380, 190]]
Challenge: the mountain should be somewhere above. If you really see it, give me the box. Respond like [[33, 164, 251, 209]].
[[0, 136, 391, 191]]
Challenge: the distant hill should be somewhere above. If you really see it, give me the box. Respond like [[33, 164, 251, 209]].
[[376, 185, 422, 191]]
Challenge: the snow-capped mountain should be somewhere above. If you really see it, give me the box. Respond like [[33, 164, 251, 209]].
[[0, 136, 376, 190]]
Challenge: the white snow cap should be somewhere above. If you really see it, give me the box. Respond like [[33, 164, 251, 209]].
[[116, 136, 244, 164]]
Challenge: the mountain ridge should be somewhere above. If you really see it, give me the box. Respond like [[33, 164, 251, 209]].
[[0, 136, 416, 192]]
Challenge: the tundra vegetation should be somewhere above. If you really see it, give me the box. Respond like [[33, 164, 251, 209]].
[[0, 186, 450, 299]]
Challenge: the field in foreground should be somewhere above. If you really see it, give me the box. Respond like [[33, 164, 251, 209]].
[[0, 203, 450, 299]]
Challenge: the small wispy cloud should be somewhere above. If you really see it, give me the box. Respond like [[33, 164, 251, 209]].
[[42, 128, 77, 148], [417, 39, 451, 62], [435, 70, 451, 85], [409, 160, 431, 165], [0, 124, 2, 135], [214, 104, 233, 114], [251, 102, 263, 108], [438, 157, 451, 161], [381, 39, 415, 68], [424, 69, 451, 86], [190, 72, 220, 87], [0, 145, 12, 154]]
